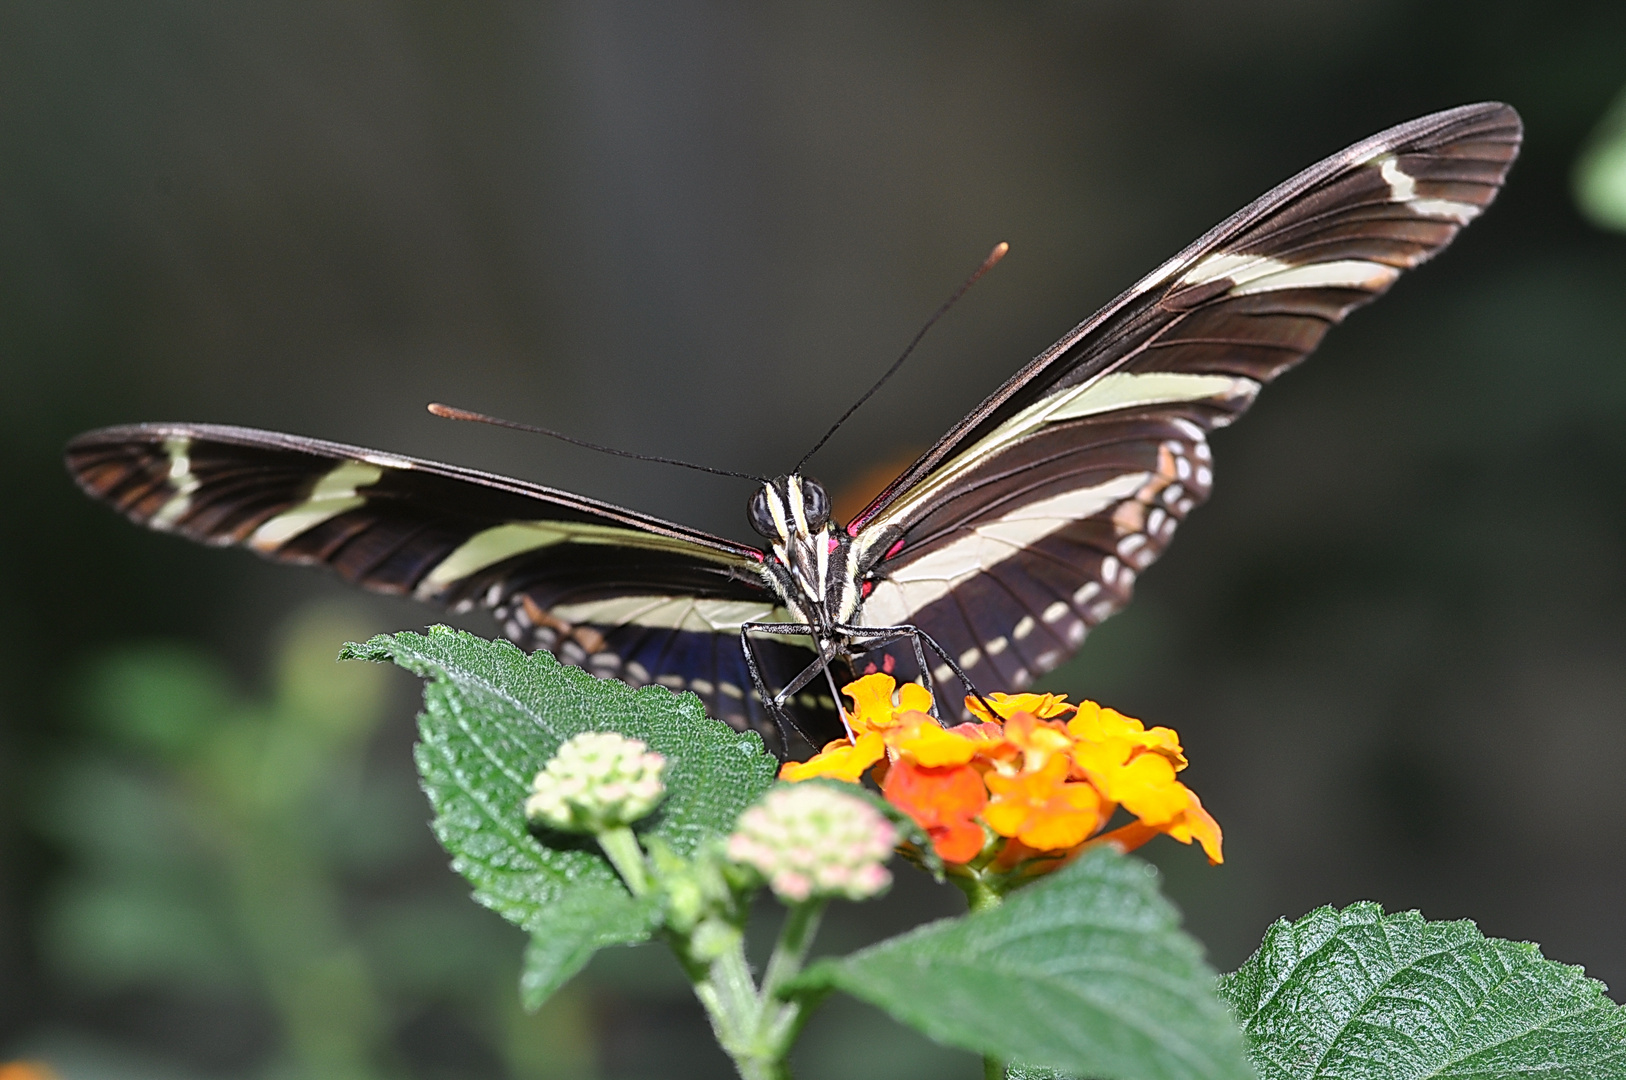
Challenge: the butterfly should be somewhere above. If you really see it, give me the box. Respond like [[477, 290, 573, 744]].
[[67, 102, 1522, 751]]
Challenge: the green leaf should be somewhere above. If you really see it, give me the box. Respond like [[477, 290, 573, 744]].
[[1220, 902, 1626, 1080], [520, 889, 658, 1010], [794, 847, 1253, 1080], [1003, 1064, 1078, 1080], [1576, 84, 1626, 233], [347, 628, 777, 949]]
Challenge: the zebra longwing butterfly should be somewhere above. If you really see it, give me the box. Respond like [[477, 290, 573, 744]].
[[67, 102, 1522, 750]]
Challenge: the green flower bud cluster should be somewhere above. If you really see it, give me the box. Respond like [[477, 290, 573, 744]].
[[524, 731, 666, 833]]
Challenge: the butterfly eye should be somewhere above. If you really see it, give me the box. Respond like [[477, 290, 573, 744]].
[[801, 478, 831, 531], [748, 489, 779, 538]]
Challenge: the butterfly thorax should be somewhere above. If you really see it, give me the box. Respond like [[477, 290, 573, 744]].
[[748, 475, 861, 638]]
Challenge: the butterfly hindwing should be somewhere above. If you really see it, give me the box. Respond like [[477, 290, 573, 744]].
[[850, 103, 1521, 699]]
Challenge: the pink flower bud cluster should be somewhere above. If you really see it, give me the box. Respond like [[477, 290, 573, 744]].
[[726, 785, 896, 903]]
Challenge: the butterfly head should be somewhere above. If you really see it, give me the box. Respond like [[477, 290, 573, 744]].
[[749, 475, 857, 629], [748, 474, 833, 542]]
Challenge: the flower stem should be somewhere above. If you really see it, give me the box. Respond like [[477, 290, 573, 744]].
[[685, 901, 829, 1080], [761, 900, 824, 1003], [950, 867, 1005, 913], [595, 825, 651, 896]]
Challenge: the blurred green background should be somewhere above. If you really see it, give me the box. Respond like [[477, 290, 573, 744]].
[[4, 2, 1626, 1077]]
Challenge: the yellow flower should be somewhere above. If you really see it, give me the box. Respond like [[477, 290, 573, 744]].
[[1067, 700, 1187, 769], [891, 712, 981, 767], [843, 672, 933, 735], [779, 731, 885, 782], [1162, 791, 1224, 864], [965, 690, 1075, 724], [984, 757, 1104, 850], [1101, 751, 1191, 826], [778, 673, 1224, 871]]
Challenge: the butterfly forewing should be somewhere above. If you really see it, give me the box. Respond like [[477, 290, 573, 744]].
[[64, 423, 821, 737], [850, 103, 1521, 700]]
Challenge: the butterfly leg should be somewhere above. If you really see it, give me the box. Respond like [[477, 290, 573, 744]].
[[738, 620, 818, 749], [839, 622, 1004, 721], [838, 626, 939, 717]]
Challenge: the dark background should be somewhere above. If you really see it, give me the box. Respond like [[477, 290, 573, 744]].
[[4, 3, 1625, 1078]]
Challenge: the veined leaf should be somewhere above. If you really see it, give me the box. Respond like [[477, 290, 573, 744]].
[[345, 627, 778, 996], [1220, 902, 1626, 1080], [793, 848, 1252, 1080]]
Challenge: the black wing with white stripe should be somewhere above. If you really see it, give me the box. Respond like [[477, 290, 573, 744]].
[[64, 423, 822, 737], [848, 103, 1522, 698]]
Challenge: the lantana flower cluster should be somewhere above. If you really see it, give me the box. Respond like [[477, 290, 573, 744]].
[[780, 673, 1222, 871], [525, 730, 667, 833], [727, 784, 897, 903]]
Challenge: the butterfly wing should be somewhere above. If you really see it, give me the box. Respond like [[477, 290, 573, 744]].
[[65, 423, 828, 738], [847, 102, 1522, 697]]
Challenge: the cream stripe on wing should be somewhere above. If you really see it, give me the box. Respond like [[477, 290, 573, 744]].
[[1377, 156, 1482, 224], [1181, 251, 1403, 296], [151, 435, 201, 529], [856, 370, 1243, 561], [416, 519, 749, 598], [859, 472, 1149, 626], [547, 595, 801, 636], [1226, 259, 1401, 296], [248, 460, 383, 551]]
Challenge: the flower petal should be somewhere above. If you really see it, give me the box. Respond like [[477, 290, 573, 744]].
[[843, 673, 901, 733], [966, 691, 1074, 724], [780, 731, 885, 783], [893, 713, 981, 767]]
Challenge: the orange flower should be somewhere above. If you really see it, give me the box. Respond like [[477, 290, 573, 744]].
[[983, 757, 1104, 850], [777, 673, 1223, 872], [998, 710, 1076, 774], [882, 758, 987, 863], [1087, 790, 1224, 865]]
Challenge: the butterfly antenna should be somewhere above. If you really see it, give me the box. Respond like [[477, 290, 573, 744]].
[[427, 403, 766, 482], [794, 241, 1008, 474]]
